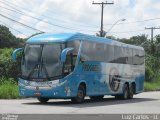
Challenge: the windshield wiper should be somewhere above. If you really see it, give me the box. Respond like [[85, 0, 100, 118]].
[[27, 63, 39, 80], [27, 44, 51, 81], [27, 45, 43, 80], [40, 58, 51, 81]]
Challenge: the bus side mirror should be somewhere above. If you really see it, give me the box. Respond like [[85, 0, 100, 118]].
[[12, 48, 23, 62], [60, 48, 74, 63]]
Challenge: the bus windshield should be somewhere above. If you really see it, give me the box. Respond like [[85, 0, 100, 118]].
[[21, 43, 65, 80]]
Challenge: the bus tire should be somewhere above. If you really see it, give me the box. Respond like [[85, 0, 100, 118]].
[[115, 95, 121, 99], [128, 84, 134, 99], [90, 95, 104, 101], [37, 97, 49, 103], [71, 85, 85, 103], [121, 84, 129, 100]]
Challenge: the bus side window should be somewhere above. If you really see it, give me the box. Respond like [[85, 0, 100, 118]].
[[64, 54, 71, 75], [71, 54, 77, 70], [64, 53, 77, 75]]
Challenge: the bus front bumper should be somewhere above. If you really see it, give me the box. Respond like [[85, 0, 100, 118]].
[[18, 78, 74, 98]]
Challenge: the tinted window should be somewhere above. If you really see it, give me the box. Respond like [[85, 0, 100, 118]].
[[137, 50, 144, 65], [133, 49, 144, 65], [95, 43, 105, 61], [81, 41, 106, 62], [105, 44, 114, 62], [81, 41, 144, 65], [81, 41, 95, 61], [113, 46, 125, 64], [126, 48, 133, 64], [66, 40, 80, 53]]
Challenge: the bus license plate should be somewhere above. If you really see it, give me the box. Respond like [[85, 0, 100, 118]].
[[34, 92, 41, 96]]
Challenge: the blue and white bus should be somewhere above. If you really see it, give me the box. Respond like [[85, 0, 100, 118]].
[[12, 33, 145, 103]]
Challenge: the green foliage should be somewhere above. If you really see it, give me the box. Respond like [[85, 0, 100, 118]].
[[144, 81, 160, 91], [106, 35, 117, 40], [96, 31, 106, 37], [119, 34, 148, 45], [145, 64, 154, 82], [0, 48, 21, 80], [0, 25, 23, 98], [155, 34, 160, 43], [0, 77, 19, 99], [0, 25, 25, 48]]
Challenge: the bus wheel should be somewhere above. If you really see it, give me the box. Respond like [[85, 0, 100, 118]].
[[37, 97, 49, 103], [71, 85, 85, 103], [128, 84, 134, 99], [121, 84, 129, 100], [115, 95, 121, 99], [90, 96, 104, 101]]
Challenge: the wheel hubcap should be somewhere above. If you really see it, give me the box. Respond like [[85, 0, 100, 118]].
[[124, 90, 128, 99], [78, 90, 84, 98]]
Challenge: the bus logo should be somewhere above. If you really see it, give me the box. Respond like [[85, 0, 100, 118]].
[[82, 64, 101, 71], [109, 67, 120, 92]]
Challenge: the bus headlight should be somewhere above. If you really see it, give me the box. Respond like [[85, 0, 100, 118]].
[[53, 91, 59, 95]]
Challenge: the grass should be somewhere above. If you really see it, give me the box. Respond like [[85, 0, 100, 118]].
[[0, 78, 19, 99], [144, 81, 160, 91]]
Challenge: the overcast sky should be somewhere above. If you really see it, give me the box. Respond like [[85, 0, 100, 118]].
[[0, 0, 160, 39]]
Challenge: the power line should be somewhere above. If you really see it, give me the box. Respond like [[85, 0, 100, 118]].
[[110, 29, 146, 34], [0, 3, 82, 32], [0, 0, 97, 32], [0, 13, 43, 32], [6, 0, 160, 32], [0, 20, 28, 37], [92, 1, 114, 37], [4, 0, 100, 28], [0, 9, 61, 33], [3, 0, 160, 38], [104, 17, 160, 26], [3, 0, 160, 29], [0, 6, 96, 33]]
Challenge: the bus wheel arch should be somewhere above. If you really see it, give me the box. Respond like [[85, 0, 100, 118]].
[[71, 82, 86, 103], [132, 82, 136, 94], [129, 82, 136, 99], [124, 82, 129, 99], [79, 82, 86, 95]]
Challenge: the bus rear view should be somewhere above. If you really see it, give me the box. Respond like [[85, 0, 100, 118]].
[[12, 33, 145, 103]]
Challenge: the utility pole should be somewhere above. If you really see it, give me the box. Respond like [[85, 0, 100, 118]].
[[145, 27, 160, 43], [92, 1, 114, 37], [145, 27, 160, 54]]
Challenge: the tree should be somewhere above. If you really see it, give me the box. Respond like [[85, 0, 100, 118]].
[[155, 34, 160, 43], [106, 35, 117, 40], [96, 31, 106, 37], [119, 34, 148, 45], [0, 48, 21, 80], [0, 25, 25, 48]]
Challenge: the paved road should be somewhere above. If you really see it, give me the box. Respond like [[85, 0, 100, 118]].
[[0, 91, 160, 114]]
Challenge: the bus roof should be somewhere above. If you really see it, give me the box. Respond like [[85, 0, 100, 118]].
[[27, 32, 144, 50]]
